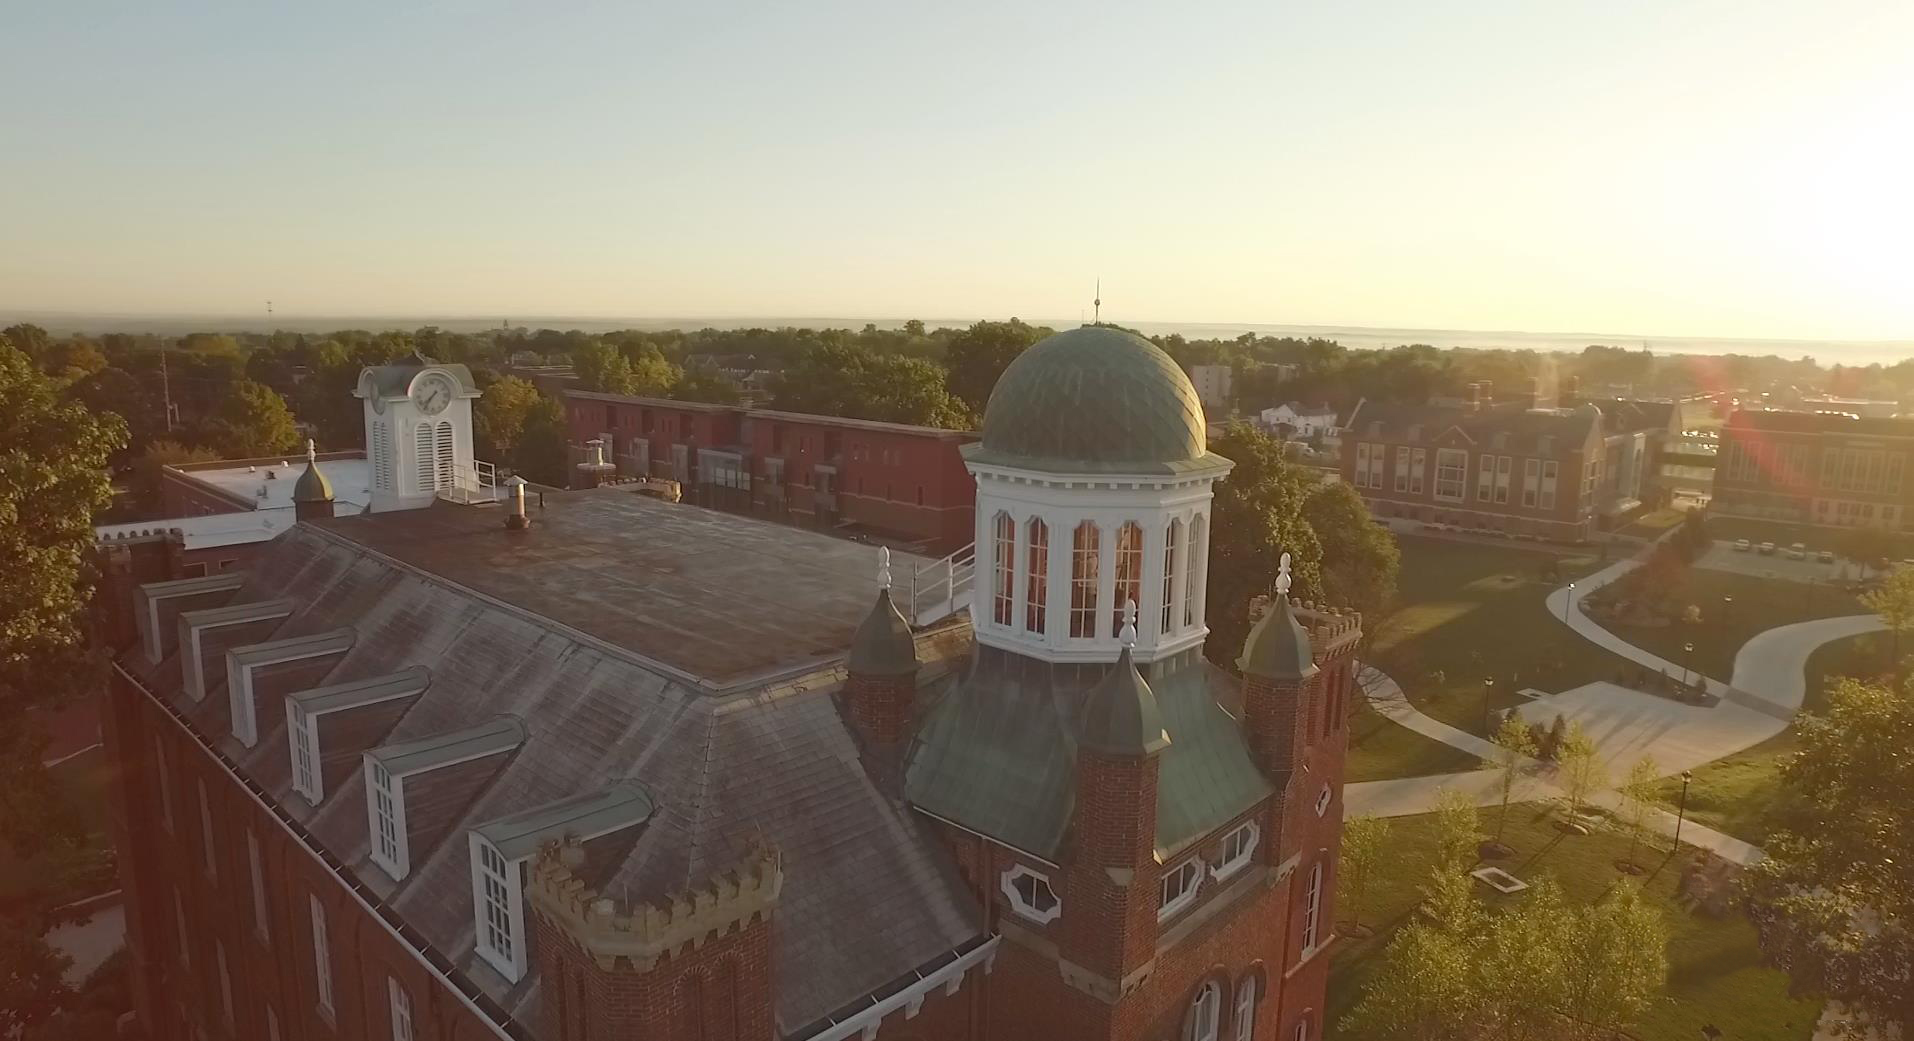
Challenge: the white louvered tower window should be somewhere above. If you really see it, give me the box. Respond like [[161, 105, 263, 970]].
[[372, 423, 392, 492], [414, 422, 435, 493], [436, 420, 455, 491]]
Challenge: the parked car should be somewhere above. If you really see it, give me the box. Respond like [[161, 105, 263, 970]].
[[1758, 541, 1776, 555], [1786, 542, 1807, 560], [1819, 549, 1835, 563], [1733, 538, 1751, 552]]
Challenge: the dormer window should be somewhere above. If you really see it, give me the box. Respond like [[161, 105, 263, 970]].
[[1159, 857, 1203, 920], [1211, 821, 1259, 881], [362, 714, 522, 883], [471, 836, 524, 981], [1000, 864, 1061, 924], [289, 703, 321, 802], [367, 762, 407, 880]]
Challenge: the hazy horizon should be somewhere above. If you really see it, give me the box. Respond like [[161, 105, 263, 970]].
[[5, 2, 1911, 343]]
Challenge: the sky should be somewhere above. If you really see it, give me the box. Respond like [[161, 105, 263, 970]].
[[2, 0, 1911, 341]]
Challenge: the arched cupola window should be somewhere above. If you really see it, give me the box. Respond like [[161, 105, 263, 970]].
[[991, 512, 1016, 626], [1069, 521, 1101, 639], [1112, 522, 1143, 636], [1024, 518, 1049, 634], [1161, 518, 1183, 634], [1185, 514, 1208, 628]]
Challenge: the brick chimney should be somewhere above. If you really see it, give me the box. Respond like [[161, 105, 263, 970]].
[[527, 840, 782, 1041]]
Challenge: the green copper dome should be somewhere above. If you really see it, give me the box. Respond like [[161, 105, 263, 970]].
[[1238, 595, 1317, 682], [292, 453, 334, 504], [970, 326, 1221, 475]]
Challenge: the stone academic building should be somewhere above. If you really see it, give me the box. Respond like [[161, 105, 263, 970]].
[[97, 328, 1356, 1041]]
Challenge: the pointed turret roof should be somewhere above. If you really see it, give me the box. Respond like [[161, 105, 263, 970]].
[[1079, 604, 1170, 758], [847, 548, 918, 677], [1238, 553, 1318, 681], [292, 440, 334, 504]]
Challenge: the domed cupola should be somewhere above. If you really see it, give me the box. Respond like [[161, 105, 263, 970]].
[[292, 439, 336, 521], [960, 326, 1233, 665]]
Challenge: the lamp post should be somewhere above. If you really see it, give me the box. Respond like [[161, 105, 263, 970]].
[[1560, 581, 1575, 627], [1482, 677, 1495, 732], [1683, 641, 1696, 691], [1721, 595, 1733, 632], [1675, 770, 1693, 848]]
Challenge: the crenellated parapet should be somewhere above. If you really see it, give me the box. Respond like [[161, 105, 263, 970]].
[[1292, 601, 1363, 659], [527, 839, 783, 972]]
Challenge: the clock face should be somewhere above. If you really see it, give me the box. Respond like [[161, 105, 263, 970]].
[[414, 374, 453, 415]]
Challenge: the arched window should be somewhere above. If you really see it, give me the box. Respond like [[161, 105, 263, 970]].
[[1302, 863, 1324, 951], [1184, 514, 1208, 628], [414, 420, 453, 493], [992, 513, 1016, 626], [1232, 975, 1257, 1041], [1024, 518, 1048, 634], [1113, 522, 1143, 635], [1069, 521, 1100, 639], [1161, 519, 1182, 634], [1188, 981, 1222, 1041], [1292, 1011, 1313, 1041]]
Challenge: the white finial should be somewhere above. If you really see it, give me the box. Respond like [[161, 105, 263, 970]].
[[1120, 599, 1137, 648], [1093, 278, 1102, 324], [877, 546, 892, 590], [1275, 551, 1293, 597], [305, 438, 317, 464]]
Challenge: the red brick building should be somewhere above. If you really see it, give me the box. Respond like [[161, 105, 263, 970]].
[[1714, 409, 1914, 530], [1341, 382, 1678, 541], [98, 327, 1355, 1041], [564, 391, 977, 552]]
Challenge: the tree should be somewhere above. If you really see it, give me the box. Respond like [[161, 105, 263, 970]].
[[771, 342, 970, 428], [1339, 918, 1479, 1041], [1555, 881, 1669, 1041], [1746, 676, 1914, 1031], [1205, 423, 1324, 666], [134, 439, 222, 512], [942, 319, 1047, 414], [0, 340, 124, 1037], [1342, 814, 1389, 934], [66, 367, 156, 460], [474, 376, 543, 464], [2, 323, 51, 364], [1617, 755, 1660, 872], [209, 378, 300, 458], [572, 341, 679, 397], [1489, 714, 1538, 849], [1837, 526, 1901, 581], [1303, 480, 1401, 617], [1557, 722, 1604, 815], [1432, 788, 1481, 874], [1674, 507, 1709, 561], [670, 363, 741, 405], [514, 395, 572, 487], [1859, 566, 1914, 676]]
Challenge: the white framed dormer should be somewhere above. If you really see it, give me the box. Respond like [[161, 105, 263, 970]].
[[1210, 820, 1260, 882], [469, 833, 527, 982], [227, 630, 353, 748], [285, 669, 434, 808], [177, 599, 295, 703], [966, 462, 1227, 665], [361, 715, 525, 884], [1000, 864, 1061, 925], [366, 761, 409, 880], [466, 781, 652, 985], [288, 701, 323, 803], [1159, 856, 1203, 921]]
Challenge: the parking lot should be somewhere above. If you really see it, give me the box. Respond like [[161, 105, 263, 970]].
[[1694, 538, 1852, 585]]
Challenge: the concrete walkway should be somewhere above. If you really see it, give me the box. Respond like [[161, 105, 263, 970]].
[[1345, 557, 1883, 866]]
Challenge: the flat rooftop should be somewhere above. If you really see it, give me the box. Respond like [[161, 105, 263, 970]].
[[309, 489, 929, 688], [184, 457, 373, 514]]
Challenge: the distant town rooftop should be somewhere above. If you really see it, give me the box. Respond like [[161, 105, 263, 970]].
[[308, 487, 930, 688]]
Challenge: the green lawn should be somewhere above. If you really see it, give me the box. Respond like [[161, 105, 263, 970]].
[[1616, 507, 1689, 541], [1651, 631, 1888, 845], [0, 747, 115, 910], [1371, 536, 1624, 739], [1344, 698, 1483, 783], [1327, 808, 1823, 1041], [1595, 567, 1865, 685]]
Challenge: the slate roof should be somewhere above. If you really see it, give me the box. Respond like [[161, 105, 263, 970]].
[[122, 496, 980, 1035], [358, 354, 480, 398], [1347, 399, 1600, 455], [906, 645, 1275, 860]]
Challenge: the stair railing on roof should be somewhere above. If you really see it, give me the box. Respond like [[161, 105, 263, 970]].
[[908, 542, 975, 626], [438, 459, 500, 505]]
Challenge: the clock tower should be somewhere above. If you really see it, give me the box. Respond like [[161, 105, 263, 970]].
[[354, 353, 482, 513]]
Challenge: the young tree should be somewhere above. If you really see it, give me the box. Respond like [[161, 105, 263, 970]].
[[1205, 423, 1325, 665], [1489, 714, 1538, 850], [1339, 921, 1479, 1041], [1432, 788, 1481, 873], [473, 376, 543, 464], [134, 439, 222, 512], [1556, 881, 1670, 1040], [209, 378, 301, 458], [513, 395, 572, 487], [1746, 676, 1914, 1031], [1303, 480, 1402, 617], [1341, 814, 1389, 933], [0, 340, 125, 1036], [1859, 566, 1914, 677], [942, 318, 1047, 414], [1617, 755, 1660, 871], [1557, 722, 1605, 817]]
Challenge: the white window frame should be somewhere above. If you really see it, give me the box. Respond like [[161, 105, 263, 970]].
[[470, 835, 528, 982], [1161, 519, 1182, 635], [389, 976, 415, 1041], [216, 941, 234, 1027], [1159, 858, 1203, 920], [1477, 453, 1493, 501], [991, 512, 1016, 628], [1434, 448, 1467, 503], [1185, 515, 1206, 629], [1540, 459, 1559, 510], [1522, 458, 1540, 507], [196, 779, 218, 880], [1367, 444, 1384, 488], [1189, 980, 1222, 1041], [288, 701, 322, 803], [1353, 443, 1370, 488], [1211, 821, 1260, 882], [1393, 447, 1410, 492], [1301, 863, 1324, 952], [248, 830, 271, 944], [1000, 864, 1062, 925], [309, 893, 335, 1021], [155, 736, 175, 833], [1024, 517, 1048, 635], [366, 759, 410, 881], [1410, 447, 1426, 495], [1233, 976, 1257, 1041]]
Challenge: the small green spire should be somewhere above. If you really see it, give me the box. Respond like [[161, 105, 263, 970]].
[[1080, 602, 1170, 758], [292, 439, 334, 504], [1238, 552, 1318, 681], [847, 547, 917, 677]]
